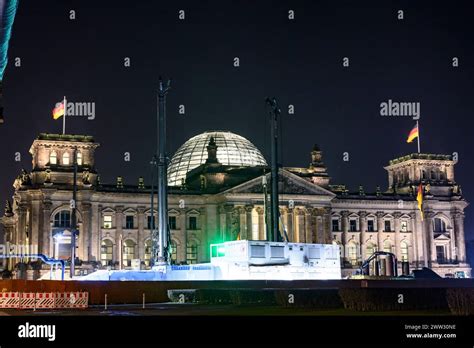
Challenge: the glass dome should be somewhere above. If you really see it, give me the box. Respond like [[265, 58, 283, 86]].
[[168, 131, 267, 186]]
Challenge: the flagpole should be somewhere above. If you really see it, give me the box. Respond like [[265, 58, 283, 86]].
[[416, 120, 420, 153], [63, 96, 67, 135]]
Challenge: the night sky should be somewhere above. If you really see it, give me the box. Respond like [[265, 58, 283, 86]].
[[1, 1, 473, 262]]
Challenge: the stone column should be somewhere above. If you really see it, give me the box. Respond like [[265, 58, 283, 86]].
[[376, 212, 384, 252], [17, 204, 28, 246], [90, 203, 100, 262], [42, 201, 52, 256], [180, 209, 187, 262], [244, 205, 253, 241], [304, 208, 312, 243], [287, 208, 294, 242], [256, 207, 265, 241], [323, 207, 332, 244], [225, 205, 234, 241], [30, 199, 41, 254], [341, 211, 349, 246], [453, 211, 466, 262], [409, 212, 419, 267], [393, 212, 401, 260], [80, 202, 92, 261], [359, 211, 367, 260], [116, 206, 124, 262], [296, 209, 305, 243], [424, 211, 435, 265], [199, 207, 207, 262], [137, 207, 146, 260], [238, 207, 246, 240]]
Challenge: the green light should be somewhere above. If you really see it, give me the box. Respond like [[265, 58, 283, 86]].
[[217, 247, 226, 256]]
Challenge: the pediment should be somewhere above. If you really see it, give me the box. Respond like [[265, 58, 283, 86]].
[[222, 169, 336, 197]]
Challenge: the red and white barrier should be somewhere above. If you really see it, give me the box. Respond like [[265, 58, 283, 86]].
[[0, 292, 88, 309]]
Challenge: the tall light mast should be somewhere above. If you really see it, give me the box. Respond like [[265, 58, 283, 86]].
[[152, 77, 172, 266], [265, 97, 281, 242]]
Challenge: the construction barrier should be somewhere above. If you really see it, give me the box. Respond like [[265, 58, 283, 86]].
[[0, 292, 88, 309]]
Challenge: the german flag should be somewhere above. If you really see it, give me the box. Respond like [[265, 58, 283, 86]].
[[52, 101, 65, 120], [407, 124, 419, 143], [416, 183, 424, 220]]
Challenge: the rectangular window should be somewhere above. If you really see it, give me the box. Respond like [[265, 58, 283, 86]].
[[349, 219, 357, 232], [189, 216, 197, 230], [125, 215, 134, 229], [332, 219, 339, 231], [147, 216, 156, 230], [384, 220, 392, 232], [436, 245, 445, 263], [367, 220, 374, 232], [169, 216, 177, 230], [103, 215, 112, 229], [400, 220, 408, 232], [186, 245, 198, 264]]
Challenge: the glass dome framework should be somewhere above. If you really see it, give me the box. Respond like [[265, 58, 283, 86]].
[[168, 131, 267, 186]]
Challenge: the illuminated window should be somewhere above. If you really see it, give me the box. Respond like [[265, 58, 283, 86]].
[[186, 240, 198, 264], [50, 151, 57, 165], [103, 215, 113, 229], [54, 211, 71, 228], [400, 241, 409, 262], [77, 152, 83, 166], [123, 240, 136, 267], [170, 240, 178, 264], [100, 240, 113, 266], [383, 240, 392, 253], [144, 239, 152, 266], [366, 243, 376, 257], [62, 152, 70, 165], [400, 220, 408, 232], [347, 243, 358, 265]]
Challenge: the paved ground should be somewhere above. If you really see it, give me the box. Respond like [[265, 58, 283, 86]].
[[0, 303, 451, 316]]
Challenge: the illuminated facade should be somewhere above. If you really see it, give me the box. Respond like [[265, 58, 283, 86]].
[[1, 132, 470, 278]]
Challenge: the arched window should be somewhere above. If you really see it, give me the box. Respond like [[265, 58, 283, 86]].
[[101, 240, 113, 266], [54, 211, 71, 228], [77, 152, 83, 166], [50, 151, 57, 165], [366, 243, 376, 257], [144, 239, 152, 266], [170, 240, 178, 264], [383, 240, 392, 253], [433, 218, 447, 232], [400, 241, 409, 262], [123, 240, 136, 267], [186, 240, 199, 264], [62, 152, 70, 165], [347, 242, 358, 266]]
